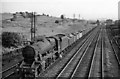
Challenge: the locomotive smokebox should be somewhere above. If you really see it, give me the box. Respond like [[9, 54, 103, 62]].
[[22, 45, 35, 63]]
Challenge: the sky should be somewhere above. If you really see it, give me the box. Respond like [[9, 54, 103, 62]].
[[1, 0, 120, 20]]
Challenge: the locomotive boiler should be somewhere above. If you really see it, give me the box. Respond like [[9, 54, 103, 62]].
[[17, 36, 59, 78]]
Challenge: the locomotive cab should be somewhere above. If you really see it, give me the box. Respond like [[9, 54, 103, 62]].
[[48, 36, 62, 58]]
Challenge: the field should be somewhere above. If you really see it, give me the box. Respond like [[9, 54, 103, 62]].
[[1, 13, 95, 39]]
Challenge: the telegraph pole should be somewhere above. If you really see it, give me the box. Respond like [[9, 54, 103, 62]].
[[79, 14, 80, 19], [73, 14, 75, 22], [31, 12, 36, 42], [73, 14, 75, 19], [33, 12, 36, 41], [31, 12, 33, 42]]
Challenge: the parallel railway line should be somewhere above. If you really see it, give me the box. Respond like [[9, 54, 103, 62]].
[[87, 27, 102, 78], [106, 26, 120, 66], [101, 27, 105, 78], [56, 25, 100, 78], [70, 26, 119, 78], [103, 26, 119, 77], [70, 26, 101, 78], [1, 63, 19, 79]]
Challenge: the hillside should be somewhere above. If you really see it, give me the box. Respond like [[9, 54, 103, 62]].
[[1, 13, 96, 41]]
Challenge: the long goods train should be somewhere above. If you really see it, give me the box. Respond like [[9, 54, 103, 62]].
[[15, 28, 92, 78]]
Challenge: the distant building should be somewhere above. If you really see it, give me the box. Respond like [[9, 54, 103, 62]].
[[106, 19, 113, 25], [118, 1, 120, 20]]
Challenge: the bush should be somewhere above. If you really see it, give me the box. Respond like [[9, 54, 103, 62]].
[[2, 32, 23, 48], [55, 20, 59, 23], [60, 15, 64, 19]]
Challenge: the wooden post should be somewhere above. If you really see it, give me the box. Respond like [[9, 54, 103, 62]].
[[33, 12, 36, 41], [31, 12, 33, 42], [79, 14, 80, 20]]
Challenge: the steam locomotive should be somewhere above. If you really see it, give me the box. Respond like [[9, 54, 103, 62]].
[[16, 29, 90, 78]]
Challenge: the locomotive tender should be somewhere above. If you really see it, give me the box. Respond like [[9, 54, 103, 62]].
[[16, 30, 87, 78]]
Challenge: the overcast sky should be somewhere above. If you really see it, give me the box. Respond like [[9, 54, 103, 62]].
[[1, 0, 120, 20]]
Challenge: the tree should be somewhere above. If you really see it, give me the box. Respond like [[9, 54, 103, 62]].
[[47, 14, 49, 17], [19, 12, 26, 18], [60, 15, 64, 19], [2, 32, 22, 48], [11, 14, 16, 21], [96, 20, 100, 25], [55, 20, 59, 23]]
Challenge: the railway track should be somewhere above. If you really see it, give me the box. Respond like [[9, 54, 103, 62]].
[[102, 26, 120, 77], [39, 26, 100, 77], [69, 26, 119, 78], [87, 26, 103, 78], [85, 25, 119, 78], [109, 37, 120, 67], [101, 27, 105, 78], [2, 47, 24, 79], [107, 26, 120, 49], [2, 55, 23, 79], [1, 63, 19, 79], [55, 26, 101, 78], [106, 26, 120, 66]]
